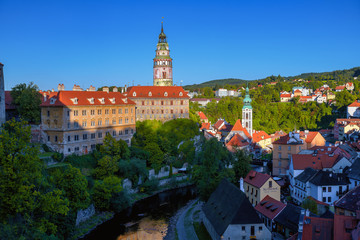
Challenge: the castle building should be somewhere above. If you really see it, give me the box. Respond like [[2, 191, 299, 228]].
[[0, 63, 5, 125], [125, 86, 189, 122], [242, 85, 253, 137], [153, 23, 173, 86], [40, 89, 136, 155]]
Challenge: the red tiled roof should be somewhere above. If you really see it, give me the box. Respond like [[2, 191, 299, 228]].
[[197, 111, 208, 120], [280, 94, 291, 98], [307, 196, 329, 206], [200, 122, 211, 130], [220, 124, 233, 132], [335, 85, 346, 90], [272, 131, 321, 145], [226, 133, 249, 147], [255, 195, 286, 220], [334, 214, 357, 240], [252, 130, 271, 143], [213, 120, 224, 130], [232, 119, 251, 138], [348, 101, 360, 108], [244, 170, 271, 188], [303, 131, 319, 143], [292, 153, 340, 170], [300, 96, 313, 99], [126, 86, 189, 99], [41, 91, 135, 107], [294, 89, 302, 93], [302, 216, 334, 240], [347, 82, 354, 87]]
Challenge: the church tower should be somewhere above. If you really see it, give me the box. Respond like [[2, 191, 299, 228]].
[[153, 23, 173, 86], [242, 85, 252, 137]]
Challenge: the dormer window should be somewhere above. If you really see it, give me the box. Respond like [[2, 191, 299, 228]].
[[164, 92, 168, 97], [133, 92, 136, 97], [98, 98, 105, 104], [87, 98, 94, 104], [122, 98, 128, 103], [179, 92, 183, 96], [148, 92, 152, 97], [70, 98, 78, 104], [109, 98, 115, 104], [50, 98, 56, 104]]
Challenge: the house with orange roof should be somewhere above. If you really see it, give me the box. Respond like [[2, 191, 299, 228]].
[[335, 85, 346, 92], [225, 133, 250, 152], [197, 111, 208, 123], [242, 170, 281, 206], [200, 122, 211, 131], [272, 130, 325, 176], [346, 82, 354, 91], [125, 86, 189, 122], [280, 93, 292, 102], [252, 130, 271, 148], [225, 119, 251, 142], [334, 118, 360, 140], [41, 89, 136, 155], [347, 100, 360, 118], [294, 89, 302, 97]]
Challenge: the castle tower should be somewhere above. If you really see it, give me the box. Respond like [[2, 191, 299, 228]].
[[0, 63, 5, 125], [242, 85, 252, 137], [153, 22, 173, 86]]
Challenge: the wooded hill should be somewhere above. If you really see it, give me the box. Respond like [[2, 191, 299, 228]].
[[184, 66, 360, 90]]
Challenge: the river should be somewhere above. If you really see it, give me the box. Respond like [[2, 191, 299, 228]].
[[82, 184, 197, 240]]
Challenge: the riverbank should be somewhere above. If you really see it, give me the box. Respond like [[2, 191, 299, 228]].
[[80, 183, 196, 239]]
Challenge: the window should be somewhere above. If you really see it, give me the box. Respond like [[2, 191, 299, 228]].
[[67, 110, 70, 117], [98, 132, 102, 138], [74, 121, 79, 128], [181, 100, 183, 105], [299, 146, 302, 151], [98, 109, 102, 115], [54, 136, 58, 142], [91, 133, 95, 139], [47, 111, 50, 117], [328, 197, 331, 202], [91, 110, 95, 115], [83, 134, 87, 140], [125, 129, 129, 135], [74, 135, 79, 141], [279, 160, 282, 167], [105, 119, 109, 125], [91, 144, 96, 150], [119, 118, 123, 124], [48, 136, 50, 141], [328, 187, 331, 192], [112, 109, 116, 114], [74, 110, 78, 116], [68, 148, 71, 153], [279, 153, 282, 159], [251, 226, 255, 236], [125, 118, 129, 123], [278, 146, 281, 150], [119, 130, 123, 135], [118, 108, 122, 114], [288, 154, 291, 159], [68, 136, 71, 141], [259, 226, 262, 231], [112, 131, 116, 137], [131, 129, 134, 134], [323, 187, 326, 192], [170, 100, 173, 105], [91, 120, 95, 126], [288, 146, 291, 151], [125, 108, 128, 114], [269, 181, 272, 188], [82, 110, 86, 116], [242, 226, 245, 231], [75, 147, 79, 152], [105, 109, 109, 114], [323, 197, 326, 202], [142, 101, 145, 105], [98, 120, 102, 126], [82, 121, 87, 127]]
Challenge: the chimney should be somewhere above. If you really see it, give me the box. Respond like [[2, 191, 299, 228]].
[[51, 88, 54, 92], [73, 85, 83, 91], [239, 177, 244, 192], [43, 93, 47, 102], [124, 84, 127, 92], [113, 87, 118, 92], [87, 85, 96, 91], [57, 83, 65, 91], [102, 87, 109, 93]]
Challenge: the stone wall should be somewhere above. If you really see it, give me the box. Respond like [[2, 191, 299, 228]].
[[76, 204, 95, 226]]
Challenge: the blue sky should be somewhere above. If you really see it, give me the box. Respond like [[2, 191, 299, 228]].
[[1, 0, 360, 90]]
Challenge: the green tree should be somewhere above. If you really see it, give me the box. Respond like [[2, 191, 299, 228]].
[[100, 134, 130, 160], [301, 198, 318, 215], [233, 150, 252, 181], [92, 176, 123, 211], [144, 142, 164, 171], [94, 155, 119, 179], [11, 82, 42, 123], [118, 158, 148, 187]]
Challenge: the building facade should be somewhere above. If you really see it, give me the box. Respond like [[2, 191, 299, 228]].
[[126, 86, 189, 122], [41, 90, 136, 155], [242, 86, 253, 137], [0, 63, 5, 125], [153, 23, 173, 86]]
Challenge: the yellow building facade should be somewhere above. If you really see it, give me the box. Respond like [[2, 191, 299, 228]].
[[41, 90, 136, 155]]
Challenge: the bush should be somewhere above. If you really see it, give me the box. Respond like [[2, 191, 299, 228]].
[[140, 178, 159, 194], [42, 144, 51, 152], [52, 152, 63, 162]]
